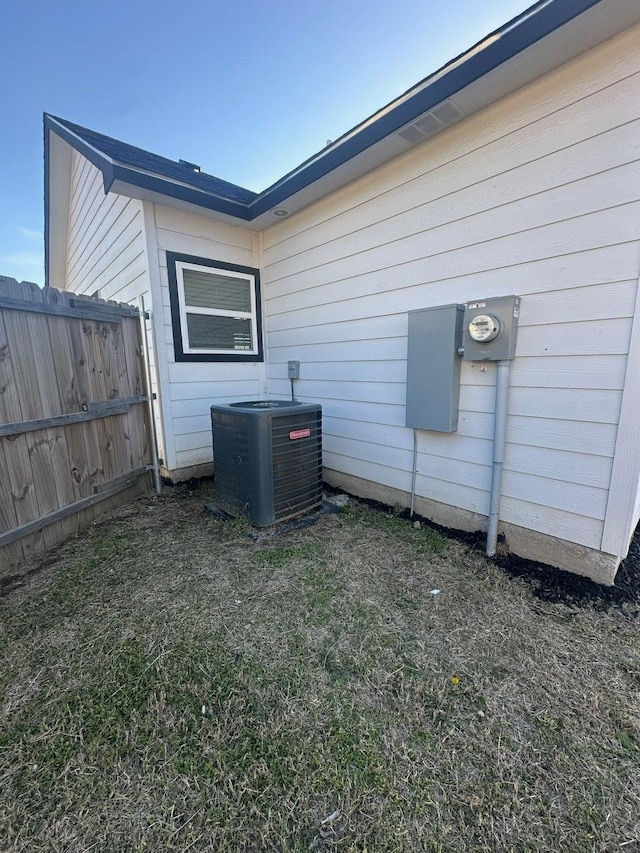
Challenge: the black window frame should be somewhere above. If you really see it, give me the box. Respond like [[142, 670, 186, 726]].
[[166, 251, 264, 363]]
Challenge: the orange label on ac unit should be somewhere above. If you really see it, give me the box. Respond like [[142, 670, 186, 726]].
[[289, 428, 311, 440]]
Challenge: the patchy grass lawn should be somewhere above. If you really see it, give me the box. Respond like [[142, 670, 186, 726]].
[[1, 481, 639, 852]]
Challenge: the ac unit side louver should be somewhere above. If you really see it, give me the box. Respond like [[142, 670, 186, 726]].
[[210, 400, 323, 527]]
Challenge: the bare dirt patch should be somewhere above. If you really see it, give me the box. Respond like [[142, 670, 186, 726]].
[[1, 481, 639, 852]]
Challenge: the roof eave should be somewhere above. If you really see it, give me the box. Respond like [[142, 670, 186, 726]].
[[45, 0, 639, 233], [109, 165, 253, 221], [249, 0, 604, 217], [45, 114, 115, 193], [45, 114, 255, 224]]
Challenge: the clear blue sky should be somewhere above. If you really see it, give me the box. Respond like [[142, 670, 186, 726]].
[[1, 0, 531, 286]]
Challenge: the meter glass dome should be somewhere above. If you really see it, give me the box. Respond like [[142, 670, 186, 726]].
[[468, 314, 501, 343]]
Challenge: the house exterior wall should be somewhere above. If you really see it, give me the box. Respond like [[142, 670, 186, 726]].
[[146, 204, 263, 474], [66, 153, 147, 302], [260, 24, 640, 579]]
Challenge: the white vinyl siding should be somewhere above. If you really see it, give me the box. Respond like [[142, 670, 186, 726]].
[[66, 154, 146, 303], [152, 206, 263, 471], [261, 23, 640, 554]]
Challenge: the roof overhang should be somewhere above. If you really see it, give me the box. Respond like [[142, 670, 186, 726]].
[[245, 0, 640, 227], [45, 0, 640, 283]]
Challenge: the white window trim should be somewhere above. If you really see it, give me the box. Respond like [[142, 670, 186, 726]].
[[175, 260, 259, 356]]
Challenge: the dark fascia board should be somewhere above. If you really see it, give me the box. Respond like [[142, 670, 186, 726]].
[[44, 114, 113, 193], [43, 115, 51, 287], [44, 114, 251, 221], [109, 164, 252, 221], [45, 0, 602, 233]]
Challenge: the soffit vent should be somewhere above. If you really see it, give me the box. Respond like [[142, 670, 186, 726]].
[[396, 99, 465, 147]]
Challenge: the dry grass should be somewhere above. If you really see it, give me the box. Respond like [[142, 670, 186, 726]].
[[1, 481, 639, 852]]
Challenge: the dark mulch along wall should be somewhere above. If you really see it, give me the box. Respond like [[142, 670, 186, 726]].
[[495, 526, 640, 611]]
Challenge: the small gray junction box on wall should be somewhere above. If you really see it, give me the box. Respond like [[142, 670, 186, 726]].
[[405, 304, 464, 432]]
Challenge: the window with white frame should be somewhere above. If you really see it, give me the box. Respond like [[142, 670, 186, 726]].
[[166, 252, 263, 362]]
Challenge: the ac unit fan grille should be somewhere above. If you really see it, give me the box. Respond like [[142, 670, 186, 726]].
[[211, 412, 249, 517], [272, 411, 322, 520]]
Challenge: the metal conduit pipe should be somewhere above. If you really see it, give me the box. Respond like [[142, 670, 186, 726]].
[[139, 295, 162, 496], [486, 359, 511, 556], [410, 428, 418, 517]]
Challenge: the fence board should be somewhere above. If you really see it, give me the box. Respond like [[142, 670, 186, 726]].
[[76, 415, 103, 527], [65, 421, 92, 502], [27, 286, 77, 547], [0, 307, 31, 562], [0, 294, 138, 322], [66, 313, 106, 510], [0, 467, 149, 547], [121, 315, 149, 471], [110, 319, 136, 474], [0, 397, 147, 436], [0, 313, 23, 424], [28, 430, 72, 550], [0, 478, 149, 576], [3, 309, 43, 419], [0, 277, 153, 572], [84, 322, 121, 482], [45, 313, 82, 412], [2, 432, 42, 537], [0, 440, 23, 565]]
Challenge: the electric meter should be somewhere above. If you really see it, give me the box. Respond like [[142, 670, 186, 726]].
[[462, 296, 521, 361], [468, 314, 501, 343]]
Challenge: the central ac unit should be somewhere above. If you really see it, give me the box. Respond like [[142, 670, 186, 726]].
[[210, 400, 322, 526]]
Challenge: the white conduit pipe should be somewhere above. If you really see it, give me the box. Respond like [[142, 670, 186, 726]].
[[486, 359, 511, 556]]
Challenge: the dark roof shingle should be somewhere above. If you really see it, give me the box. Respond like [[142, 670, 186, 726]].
[[52, 116, 258, 205]]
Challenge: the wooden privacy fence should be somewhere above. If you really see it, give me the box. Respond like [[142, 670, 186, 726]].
[[0, 277, 155, 572]]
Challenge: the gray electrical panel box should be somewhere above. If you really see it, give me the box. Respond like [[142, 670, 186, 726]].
[[405, 304, 464, 432], [462, 295, 521, 361]]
